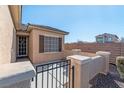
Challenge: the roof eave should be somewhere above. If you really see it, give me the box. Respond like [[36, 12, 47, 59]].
[[27, 24, 69, 35], [9, 5, 22, 30]]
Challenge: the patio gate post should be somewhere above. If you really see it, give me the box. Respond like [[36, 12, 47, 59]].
[[67, 55, 92, 88], [96, 51, 111, 74]]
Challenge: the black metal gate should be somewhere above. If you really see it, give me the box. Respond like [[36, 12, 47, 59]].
[[35, 59, 74, 88]]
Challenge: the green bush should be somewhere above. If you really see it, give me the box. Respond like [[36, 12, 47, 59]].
[[116, 56, 124, 79]]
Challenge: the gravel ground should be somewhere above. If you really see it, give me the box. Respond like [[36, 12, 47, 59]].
[[89, 64, 124, 88]]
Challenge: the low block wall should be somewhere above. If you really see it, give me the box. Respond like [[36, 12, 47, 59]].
[[67, 51, 110, 88], [89, 56, 105, 80], [0, 61, 36, 88], [65, 43, 124, 64]]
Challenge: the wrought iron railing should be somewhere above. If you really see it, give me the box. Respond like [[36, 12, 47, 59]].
[[35, 59, 74, 88]]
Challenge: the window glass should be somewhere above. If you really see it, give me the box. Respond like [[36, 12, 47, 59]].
[[44, 36, 60, 52]]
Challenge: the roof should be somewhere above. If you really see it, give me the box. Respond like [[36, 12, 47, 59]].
[[96, 33, 119, 39], [26, 23, 69, 35]]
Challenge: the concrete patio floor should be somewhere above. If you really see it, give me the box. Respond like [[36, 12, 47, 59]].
[[89, 64, 124, 88]]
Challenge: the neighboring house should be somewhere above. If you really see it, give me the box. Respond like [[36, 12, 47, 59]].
[[0, 5, 69, 64], [96, 33, 119, 43], [121, 37, 124, 43]]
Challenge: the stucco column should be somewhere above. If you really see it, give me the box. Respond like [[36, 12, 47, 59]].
[[96, 51, 111, 74], [67, 55, 92, 88]]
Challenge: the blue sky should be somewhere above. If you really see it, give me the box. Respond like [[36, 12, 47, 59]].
[[22, 5, 124, 43]]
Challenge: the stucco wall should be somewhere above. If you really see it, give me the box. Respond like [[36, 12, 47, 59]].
[[0, 5, 16, 64], [67, 52, 110, 88], [29, 31, 34, 62], [29, 29, 66, 64]]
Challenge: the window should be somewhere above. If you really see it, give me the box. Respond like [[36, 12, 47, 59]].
[[39, 35, 62, 53], [108, 37, 112, 42], [17, 36, 28, 57], [96, 37, 104, 43]]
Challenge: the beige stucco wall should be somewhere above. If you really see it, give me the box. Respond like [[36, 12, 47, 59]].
[[16, 31, 30, 36], [0, 5, 16, 64], [67, 52, 110, 88], [29, 29, 66, 64], [29, 30, 34, 62]]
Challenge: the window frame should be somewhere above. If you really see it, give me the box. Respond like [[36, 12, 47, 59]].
[[39, 35, 62, 53]]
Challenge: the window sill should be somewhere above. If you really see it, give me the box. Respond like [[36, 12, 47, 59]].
[[40, 51, 63, 54]]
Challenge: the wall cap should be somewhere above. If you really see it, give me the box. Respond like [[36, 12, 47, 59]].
[[116, 56, 124, 60], [91, 55, 102, 60], [0, 61, 36, 87], [96, 51, 111, 56], [67, 55, 91, 64]]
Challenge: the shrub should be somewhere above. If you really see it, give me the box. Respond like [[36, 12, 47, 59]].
[[116, 56, 124, 79]]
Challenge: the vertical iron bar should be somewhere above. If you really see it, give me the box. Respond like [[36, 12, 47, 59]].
[[68, 60, 71, 88], [66, 62, 67, 88], [72, 65, 75, 88], [47, 65, 49, 88], [32, 78, 34, 81], [63, 61, 64, 88], [42, 66, 44, 88], [35, 66, 37, 88], [59, 62, 61, 88], [51, 64, 53, 88], [56, 63, 58, 88]]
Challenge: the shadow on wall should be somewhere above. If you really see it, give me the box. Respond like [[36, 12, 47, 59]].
[[11, 28, 16, 63]]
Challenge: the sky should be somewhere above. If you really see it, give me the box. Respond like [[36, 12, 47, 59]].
[[22, 5, 124, 43]]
